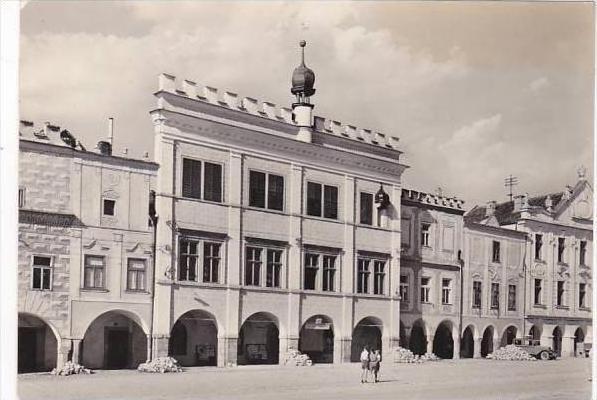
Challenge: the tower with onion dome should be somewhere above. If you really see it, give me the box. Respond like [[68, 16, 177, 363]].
[[291, 40, 316, 143]]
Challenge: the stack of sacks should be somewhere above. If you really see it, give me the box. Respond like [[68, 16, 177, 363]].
[[50, 361, 92, 376], [392, 347, 440, 363], [137, 357, 184, 373], [487, 345, 536, 361], [282, 348, 313, 366]]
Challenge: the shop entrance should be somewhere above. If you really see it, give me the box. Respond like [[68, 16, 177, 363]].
[[238, 312, 279, 365], [299, 315, 334, 364], [105, 328, 130, 369], [18, 313, 58, 373]]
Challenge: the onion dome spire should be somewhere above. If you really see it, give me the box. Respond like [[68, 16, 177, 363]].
[[291, 40, 316, 103]]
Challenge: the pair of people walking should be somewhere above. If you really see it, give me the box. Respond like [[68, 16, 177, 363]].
[[359, 347, 381, 383]]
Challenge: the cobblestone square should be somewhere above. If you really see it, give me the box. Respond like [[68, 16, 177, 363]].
[[19, 358, 592, 400]]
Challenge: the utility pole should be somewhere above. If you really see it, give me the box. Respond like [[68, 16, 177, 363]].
[[504, 175, 519, 202]]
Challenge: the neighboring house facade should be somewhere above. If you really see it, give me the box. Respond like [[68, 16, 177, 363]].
[[462, 218, 527, 358], [18, 120, 158, 372], [465, 170, 593, 357], [399, 189, 466, 359], [150, 47, 408, 366]]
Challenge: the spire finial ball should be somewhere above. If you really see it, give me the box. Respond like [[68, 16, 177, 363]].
[[300, 40, 306, 47]]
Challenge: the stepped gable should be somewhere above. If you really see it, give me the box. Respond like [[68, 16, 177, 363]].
[[157, 73, 402, 152]]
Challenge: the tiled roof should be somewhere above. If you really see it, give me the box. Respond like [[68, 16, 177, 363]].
[[465, 192, 564, 226]]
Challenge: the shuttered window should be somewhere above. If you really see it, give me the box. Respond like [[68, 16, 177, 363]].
[[203, 162, 222, 202], [182, 158, 202, 199]]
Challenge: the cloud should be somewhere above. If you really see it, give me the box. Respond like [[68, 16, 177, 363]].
[[528, 76, 550, 92]]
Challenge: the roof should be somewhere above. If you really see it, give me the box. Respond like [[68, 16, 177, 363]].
[[465, 192, 565, 226]]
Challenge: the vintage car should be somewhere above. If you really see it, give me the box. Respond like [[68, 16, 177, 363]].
[[513, 338, 556, 360]]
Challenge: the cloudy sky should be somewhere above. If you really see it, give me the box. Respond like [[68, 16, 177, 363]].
[[20, 1, 594, 207]]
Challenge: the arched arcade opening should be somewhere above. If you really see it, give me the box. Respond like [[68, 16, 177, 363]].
[[552, 326, 562, 358], [350, 317, 382, 362], [574, 327, 586, 357], [18, 313, 58, 373], [460, 325, 474, 358], [432, 321, 454, 359], [409, 319, 427, 356], [238, 312, 279, 365], [169, 309, 218, 367], [299, 315, 334, 364], [481, 326, 495, 358], [501, 326, 517, 347], [81, 310, 147, 369]]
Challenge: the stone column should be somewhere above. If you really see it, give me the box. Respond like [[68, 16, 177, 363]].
[[146, 335, 152, 362], [561, 336, 575, 358], [57, 339, 71, 369], [218, 337, 238, 367], [70, 339, 82, 364], [452, 334, 461, 359], [340, 336, 352, 362], [473, 337, 482, 358], [153, 335, 170, 358], [427, 335, 434, 354]]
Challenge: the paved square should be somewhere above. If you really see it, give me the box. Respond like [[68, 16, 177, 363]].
[[18, 358, 591, 400]]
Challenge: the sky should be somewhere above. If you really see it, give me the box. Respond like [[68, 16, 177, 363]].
[[19, 1, 594, 207]]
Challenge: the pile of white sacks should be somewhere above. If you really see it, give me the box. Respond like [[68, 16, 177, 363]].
[[50, 361, 92, 376], [137, 356, 184, 373], [282, 348, 312, 366], [392, 347, 439, 363], [487, 345, 536, 361]]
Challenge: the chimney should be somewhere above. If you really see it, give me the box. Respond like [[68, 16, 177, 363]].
[[108, 117, 114, 145], [545, 195, 554, 213], [485, 200, 497, 217], [513, 194, 526, 212]]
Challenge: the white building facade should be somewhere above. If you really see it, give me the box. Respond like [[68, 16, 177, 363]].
[[150, 48, 408, 366]]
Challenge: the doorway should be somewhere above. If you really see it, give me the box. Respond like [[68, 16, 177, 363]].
[[105, 328, 130, 369]]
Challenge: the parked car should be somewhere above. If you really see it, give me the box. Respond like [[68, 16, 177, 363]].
[[513, 338, 556, 360]]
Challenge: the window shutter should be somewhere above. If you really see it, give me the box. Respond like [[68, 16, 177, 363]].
[[204, 162, 222, 202], [249, 171, 266, 208], [182, 158, 202, 199]]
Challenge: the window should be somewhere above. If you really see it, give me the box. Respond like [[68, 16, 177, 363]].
[[203, 162, 222, 202], [245, 245, 283, 288], [306, 182, 338, 219], [322, 255, 336, 292], [203, 242, 221, 283], [249, 171, 284, 211], [420, 277, 431, 303], [534, 279, 542, 305], [373, 260, 385, 295], [84, 255, 105, 289], [492, 241, 501, 263], [557, 237, 565, 263], [580, 241, 587, 266], [421, 223, 430, 247], [508, 284, 517, 311], [400, 275, 409, 302], [534, 234, 543, 260], [127, 258, 146, 291], [442, 278, 451, 304], [18, 187, 25, 208], [245, 247, 262, 286], [360, 192, 373, 225], [31, 256, 52, 290], [266, 249, 282, 288], [472, 281, 482, 308], [491, 283, 500, 309], [579, 283, 587, 308], [182, 158, 202, 199], [304, 253, 318, 290], [357, 258, 370, 294], [103, 199, 116, 216], [179, 240, 198, 281], [179, 239, 222, 283], [557, 280, 565, 307], [181, 158, 222, 202]]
